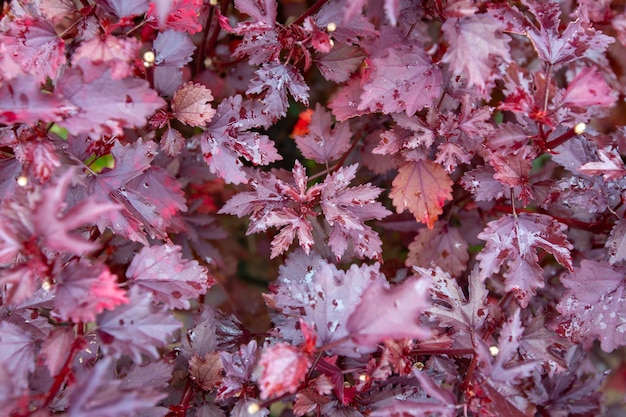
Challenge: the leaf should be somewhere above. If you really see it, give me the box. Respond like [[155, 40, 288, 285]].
[[160, 127, 185, 157], [579, 148, 626, 180], [257, 343, 311, 400], [321, 164, 391, 259], [126, 244, 213, 310], [0, 13, 66, 82], [389, 160, 453, 229], [553, 260, 626, 352], [147, 0, 205, 34], [172, 82, 216, 126], [246, 62, 310, 122], [442, 14, 511, 91], [54, 260, 128, 323], [97, 287, 181, 362], [607, 219, 626, 265], [460, 165, 506, 202], [476, 213, 574, 308], [0, 321, 36, 390], [153, 29, 195, 68], [489, 310, 538, 382], [294, 103, 352, 164], [560, 66, 617, 109], [41, 327, 74, 377], [189, 352, 224, 391], [346, 271, 432, 347], [315, 43, 366, 83], [72, 35, 140, 79], [57, 60, 165, 136], [358, 34, 441, 116], [406, 222, 469, 277], [202, 95, 281, 184], [426, 266, 489, 335], [101, 0, 150, 18], [68, 358, 166, 417], [0, 76, 74, 125], [32, 168, 121, 256]]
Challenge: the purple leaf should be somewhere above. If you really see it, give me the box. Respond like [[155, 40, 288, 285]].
[[97, 287, 181, 362], [57, 60, 165, 137], [127, 244, 213, 310], [346, 271, 432, 347], [153, 29, 196, 68]]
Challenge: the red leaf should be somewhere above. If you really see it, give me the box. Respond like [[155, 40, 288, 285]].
[[560, 66, 617, 109], [97, 287, 181, 362], [32, 168, 120, 256], [189, 353, 224, 391], [257, 343, 311, 400], [389, 160, 453, 229]]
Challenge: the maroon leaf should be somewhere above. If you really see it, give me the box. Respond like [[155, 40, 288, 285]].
[[294, 103, 352, 164], [32, 168, 120, 256], [358, 33, 441, 116], [54, 260, 128, 323], [189, 352, 224, 391], [607, 219, 626, 265], [127, 244, 213, 310], [406, 222, 469, 277], [246, 62, 310, 122], [57, 60, 165, 136], [442, 13, 511, 91], [553, 260, 626, 352], [426, 266, 489, 335], [97, 287, 181, 362], [0, 76, 74, 125], [347, 271, 432, 347], [476, 213, 574, 308]]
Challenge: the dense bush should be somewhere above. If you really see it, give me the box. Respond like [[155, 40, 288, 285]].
[[1, 0, 626, 416]]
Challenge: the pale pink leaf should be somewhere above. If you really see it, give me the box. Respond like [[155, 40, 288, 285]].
[[560, 66, 617, 109], [389, 160, 453, 229], [172, 82, 216, 126], [579, 148, 626, 180], [294, 103, 352, 164]]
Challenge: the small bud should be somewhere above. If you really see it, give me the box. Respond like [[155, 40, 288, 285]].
[[204, 57, 213, 68], [358, 374, 368, 382], [326, 22, 337, 32], [414, 361, 424, 370], [17, 176, 28, 187], [247, 402, 260, 414], [574, 122, 586, 135], [489, 346, 499, 357], [143, 50, 156, 67], [41, 281, 51, 291], [210, 0, 219, 5]]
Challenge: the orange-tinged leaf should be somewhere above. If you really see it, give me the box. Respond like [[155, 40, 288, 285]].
[[390, 160, 453, 228]]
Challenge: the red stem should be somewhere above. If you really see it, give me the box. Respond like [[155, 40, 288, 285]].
[[42, 329, 85, 409]]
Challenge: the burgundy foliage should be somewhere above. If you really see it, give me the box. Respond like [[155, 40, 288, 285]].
[[1, 0, 626, 416]]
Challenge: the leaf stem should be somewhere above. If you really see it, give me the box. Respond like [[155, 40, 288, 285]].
[[196, 5, 216, 76]]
